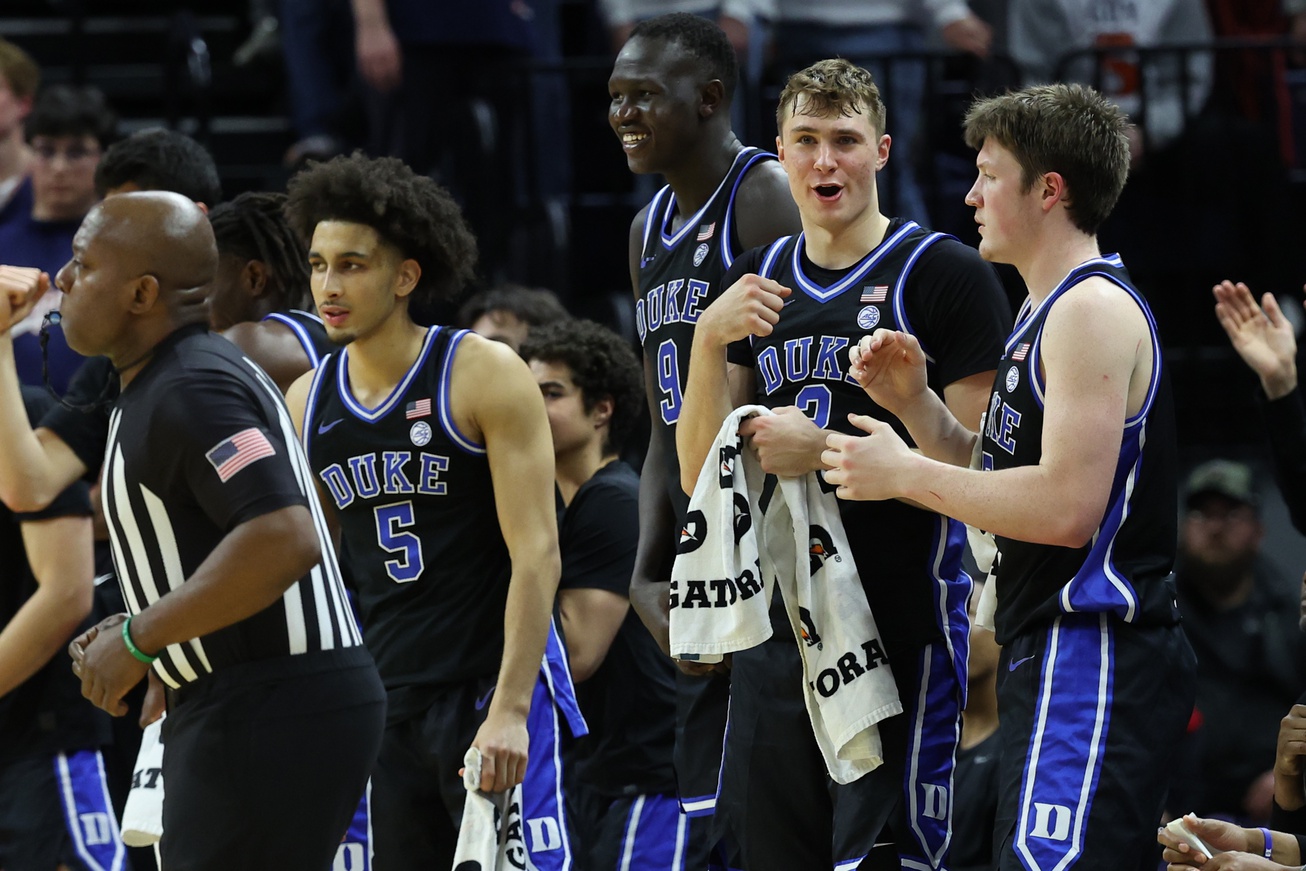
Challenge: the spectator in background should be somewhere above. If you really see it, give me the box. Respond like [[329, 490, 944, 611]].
[[0, 85, 115, 395], [93, 128, 222, 207], [769, 0, 994, 225], [522, 320, 682, 871], [278, 0, 354, 166], [0, 39, 36, 215], [460, 283, 571, 352], [1008, 0, 1213, 164], [1174, 460, 1306, 823]]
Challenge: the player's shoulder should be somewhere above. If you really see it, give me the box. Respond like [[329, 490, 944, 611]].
[[734, 158, 800, 248], [447, 329, 532, 388]]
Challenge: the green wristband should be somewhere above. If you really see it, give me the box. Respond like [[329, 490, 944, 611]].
[[121, 617, 157, 664]]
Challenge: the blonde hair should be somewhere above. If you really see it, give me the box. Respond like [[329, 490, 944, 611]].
[[776, 58, 886, 136]]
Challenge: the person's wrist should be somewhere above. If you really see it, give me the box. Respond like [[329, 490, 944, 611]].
[[121, 616, 158, 664], [1263, 369, 1298, 401]]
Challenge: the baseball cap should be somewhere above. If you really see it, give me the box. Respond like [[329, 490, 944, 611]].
[[1185, 459, 1257, 508]]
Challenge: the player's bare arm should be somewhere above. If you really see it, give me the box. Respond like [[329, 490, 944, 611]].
[[221, 319, 316, 395], [732, 158, 802, 249], [0, 514, 94, 698], [676, 273, 788, 494], [825, 278, 1149, 546], [0, 267, 89, 511], [557, 587, 629, 683], [452, 333, 561, 793]]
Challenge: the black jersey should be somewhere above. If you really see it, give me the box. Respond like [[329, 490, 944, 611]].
[[559, 461, 677, 797], [0, 387, 108, 762], [263, 309, 335, 366], [979, 254, 1180, 644], [634, 146, 778, 519], [724, 221, 1011, 650], [301, 326, 510, 713], [102, 325, 362, 689]]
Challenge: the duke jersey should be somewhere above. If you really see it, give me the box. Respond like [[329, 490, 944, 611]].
[[263, 309, 335, 366], [635, 146, 778, 518], [980, 255, 1180, 644], [302, 326, 511, 708], [726, 221, 1011, 651], [102, 325, 363, 690]]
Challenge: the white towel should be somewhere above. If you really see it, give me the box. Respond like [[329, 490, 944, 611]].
[[967, 412, 999, 632], [671, 406, 902, 784], [121, 717, 164, 848], [452, 747, 538, 871]]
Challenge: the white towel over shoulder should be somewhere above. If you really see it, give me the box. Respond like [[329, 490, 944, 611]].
[[670, 406, 902, 784]]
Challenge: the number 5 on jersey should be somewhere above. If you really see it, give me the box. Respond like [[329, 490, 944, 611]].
[[375, 502, 424, 583]]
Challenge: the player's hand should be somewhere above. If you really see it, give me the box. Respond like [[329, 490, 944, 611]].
[[821, 413, 917, 501], [1212, 280, 1298, 400], [940, 13, 992, 58], [70, 613, 150, 717], [739, 407, 828, 477], [848, 329, 929, 415], [469, 707, 529, 794], [140, 669, 166, 728], [355, 18, 402, 93], [1167, 853, 1287, 871], [696, 274, 790, 348], [1274, 704, 1306, 809], [0, 265, 50, 332], [1158, 815, 1250, 867]]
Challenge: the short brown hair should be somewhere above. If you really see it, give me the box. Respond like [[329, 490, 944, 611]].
[[963, 83, 1130, 235], [0, 39, 39, 101], [776, 58, 886, 136]]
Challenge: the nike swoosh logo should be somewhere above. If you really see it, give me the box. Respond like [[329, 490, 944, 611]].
[[317, 418, 344, 435], [1008, 654, 1035, 672], [474, 687, 495, 711]]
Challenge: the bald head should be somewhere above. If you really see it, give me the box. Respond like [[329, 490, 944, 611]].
[[89, 191, 218, 297]]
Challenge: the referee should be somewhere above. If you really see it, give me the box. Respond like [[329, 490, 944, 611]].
[[48, 191, 384, 869]]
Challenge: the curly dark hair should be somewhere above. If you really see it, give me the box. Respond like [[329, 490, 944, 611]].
[[94, 128, 222, 205], [629, 13, 738, 101], [209, 192, 311, 312], [521, 319, 645, 455], [284, 152, 478, 307]]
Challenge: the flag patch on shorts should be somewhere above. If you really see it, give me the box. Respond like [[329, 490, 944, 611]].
[[205, 428, 275, 482]]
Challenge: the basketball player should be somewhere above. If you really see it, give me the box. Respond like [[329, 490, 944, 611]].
[[676, 58, 1010, 870], [282, 153, 564, 869], [54, 191, 384, 870], [522, 319, 682, 870], [610, 13, 799, 852], [822, 83, 1197, 870]]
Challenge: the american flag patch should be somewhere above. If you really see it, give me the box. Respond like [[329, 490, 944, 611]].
[[406, 398, 432, 419], [205, 428, 275, 483], [1011, 343, 1030, 361], [860, 285, 889, 303], [697, 222, 715, 241]]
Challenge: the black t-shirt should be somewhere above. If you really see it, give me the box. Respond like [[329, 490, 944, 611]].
[[559, 461, 677, 797], [103, 324, 362, 689], [952, 729, 1001, 871], [40, 354, 116, 478], [722, 222, 1011, 651], [0, 386, 108, 762]]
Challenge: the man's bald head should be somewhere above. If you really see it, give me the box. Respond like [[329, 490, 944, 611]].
[[89, 191, 218, 297]]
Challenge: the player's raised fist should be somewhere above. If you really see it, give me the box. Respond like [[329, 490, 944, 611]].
[[0, 265, 50, 332], [696, 273, 791, 346], [847, 328, 928, 414]]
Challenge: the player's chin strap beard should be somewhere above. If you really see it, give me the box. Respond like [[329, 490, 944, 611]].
[[39, 311, 153, 413]]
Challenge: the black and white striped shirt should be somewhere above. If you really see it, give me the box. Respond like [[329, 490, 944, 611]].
[[101, 324, 360, 688]]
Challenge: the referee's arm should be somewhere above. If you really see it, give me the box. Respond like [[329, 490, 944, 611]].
[[460, 335, 561, 794]]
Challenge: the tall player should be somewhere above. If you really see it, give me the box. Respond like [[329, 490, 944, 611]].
[[282, 153, 565, 869], [676, 59, 1010, 870], [609, 12, 799, 850], [823, 84, 1197, 870]]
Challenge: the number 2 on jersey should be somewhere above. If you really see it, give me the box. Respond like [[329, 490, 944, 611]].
[[375, 502, 424, 583], [795, 384, 832, 429], [657, 339, 683, 424]]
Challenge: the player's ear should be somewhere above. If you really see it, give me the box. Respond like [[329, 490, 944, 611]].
[[244, 260, 268, 297], [1040, 171, 1068, 212], [591, 394, 614, 428], [394, 258, 421, 299], [700, 79, 725, 119]]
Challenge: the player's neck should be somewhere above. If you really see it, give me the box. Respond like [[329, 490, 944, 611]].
[[801, 208, 891, 271], [344, 313, 428, 405], [555, 443, 616, 507], [0, 131, 30, 185], [1016, 226, 1101, 305], [960, 672, 999, 750], [663, 134, 743, 225]]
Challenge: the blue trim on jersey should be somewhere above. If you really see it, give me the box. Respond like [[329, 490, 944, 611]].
[[436, 328, 487, 456], [644, 186, 671, 255], [338, 785, 371, 870], [262, 310, 323, 368], [300, 352, 334, 457], [757, 236, 791, 279], [614, 794, 691, 871], [890, 232, 947, 364], [338, 327, 440, 423], [658, 148, 763, 250], [1015, 615, 1114, 871], [720, 150, 777, 270], [56, 749, 126, 871], [790, 222, 921, 303], [679, 691, 731, 818]]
